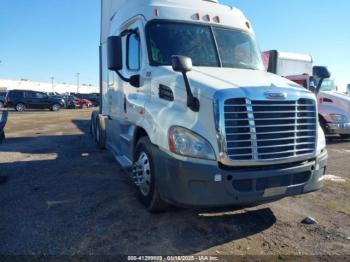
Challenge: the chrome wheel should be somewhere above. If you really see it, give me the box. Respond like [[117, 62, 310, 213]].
[[136, 151, 151, 196], [52, 104, 60, 111], [16, 103, 25, 112]]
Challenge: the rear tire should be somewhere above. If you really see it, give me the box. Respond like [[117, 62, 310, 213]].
[[15, 103, 25, 112], [134, 137, 167, 212], [90, 116, 96, 136], [95, 116, 106, 149]]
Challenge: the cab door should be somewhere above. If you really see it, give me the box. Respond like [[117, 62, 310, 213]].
[[118, 18, 151, 160], [34, 92, 50, 109], [120, 19, 149, 125]]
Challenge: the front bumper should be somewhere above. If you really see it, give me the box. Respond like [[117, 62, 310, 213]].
[[153, 147, 327, 208], [327, 122, 350, 135]]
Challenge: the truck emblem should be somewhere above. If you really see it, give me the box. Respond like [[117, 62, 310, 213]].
[[264, 92, 287, 100]]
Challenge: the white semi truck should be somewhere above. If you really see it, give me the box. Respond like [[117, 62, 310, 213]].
[[92, 0, 328, 212], [263, 50, 350, 139]]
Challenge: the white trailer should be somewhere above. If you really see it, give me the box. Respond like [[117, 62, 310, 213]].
[[262, 50, 313, 77], [92, 0, 328, 212]]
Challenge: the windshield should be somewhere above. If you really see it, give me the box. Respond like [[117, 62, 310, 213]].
[[319, 79, 337, 91], [147, 21, 264, 70]]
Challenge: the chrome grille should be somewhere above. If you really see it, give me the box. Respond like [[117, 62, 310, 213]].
[[224, 98, 316, 161]]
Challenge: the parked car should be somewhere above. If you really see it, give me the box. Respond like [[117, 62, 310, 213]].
[[5, 90, 65, 112], [64, 95, 92, 109], [75, 93, 100, 107], [0, 91, 6, 108], [74, 97, 93, 109]]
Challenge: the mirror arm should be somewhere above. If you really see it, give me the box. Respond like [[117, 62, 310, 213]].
[[315, 78, 325, 95], [116, 71, 130, 83], [182, 72, 200, 112]]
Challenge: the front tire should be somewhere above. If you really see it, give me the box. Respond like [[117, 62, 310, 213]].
[[51, 104, 61, 111], [15, 103, 25, 112], [134, 137, 167, 212]]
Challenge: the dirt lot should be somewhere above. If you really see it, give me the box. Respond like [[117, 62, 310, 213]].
[[0, 109, 349, 260]]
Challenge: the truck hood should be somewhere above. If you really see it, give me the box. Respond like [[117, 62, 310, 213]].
[[319, 90, 350, 103], [187, 67, 307, 98]]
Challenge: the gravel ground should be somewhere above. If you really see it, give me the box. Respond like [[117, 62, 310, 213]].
[[0, 109, 349, 260]]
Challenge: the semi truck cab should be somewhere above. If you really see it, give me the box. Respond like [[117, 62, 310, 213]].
[[287, 75, 350, 138], [92, 0, 328, 212]]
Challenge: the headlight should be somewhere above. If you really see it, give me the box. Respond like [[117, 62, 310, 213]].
[[316, 124, 326, 154], [329, 114, 348, 122], [169, 126, 216, 160]]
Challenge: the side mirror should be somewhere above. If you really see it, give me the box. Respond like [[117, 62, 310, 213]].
[[313, 66, 331, 79], [171, 55, 199, 112], [313, 66, 331, 95], [107, 36, 123, 71], [130, 75, 141, 88], [171, 55, 192, 72]]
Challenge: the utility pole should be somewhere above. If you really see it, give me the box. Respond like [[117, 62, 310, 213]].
[[50, 76, 54, 92], [76, 72, 80, 93]]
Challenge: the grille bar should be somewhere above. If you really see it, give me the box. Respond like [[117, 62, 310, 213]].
[[225, 117, 316, 121], [226, 123, 315, 128], [228, 142, 314, 150], [228, 148, 314, 157], [224, 98, 316, 161], [227, 136, 315, 143], [226, 130, 316, 136]]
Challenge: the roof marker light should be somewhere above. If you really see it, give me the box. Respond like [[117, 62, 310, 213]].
[[205, 14, 211, 22], [195, 13, 200, 20], [246, 21, 251, 29], [155, 9, 160, 17], [214, 16, 220, 23]]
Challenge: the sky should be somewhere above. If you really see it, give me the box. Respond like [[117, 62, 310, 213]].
[[0, 0, 349, 88]]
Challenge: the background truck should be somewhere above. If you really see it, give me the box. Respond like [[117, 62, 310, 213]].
[[92, 0, 328, 212], [263, 50, 350, 139]]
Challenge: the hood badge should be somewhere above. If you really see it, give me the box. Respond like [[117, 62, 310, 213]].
[[264, 92, 287, 100]]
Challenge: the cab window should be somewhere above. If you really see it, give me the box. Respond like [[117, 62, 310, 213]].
[[127, 32, 141, 70]]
